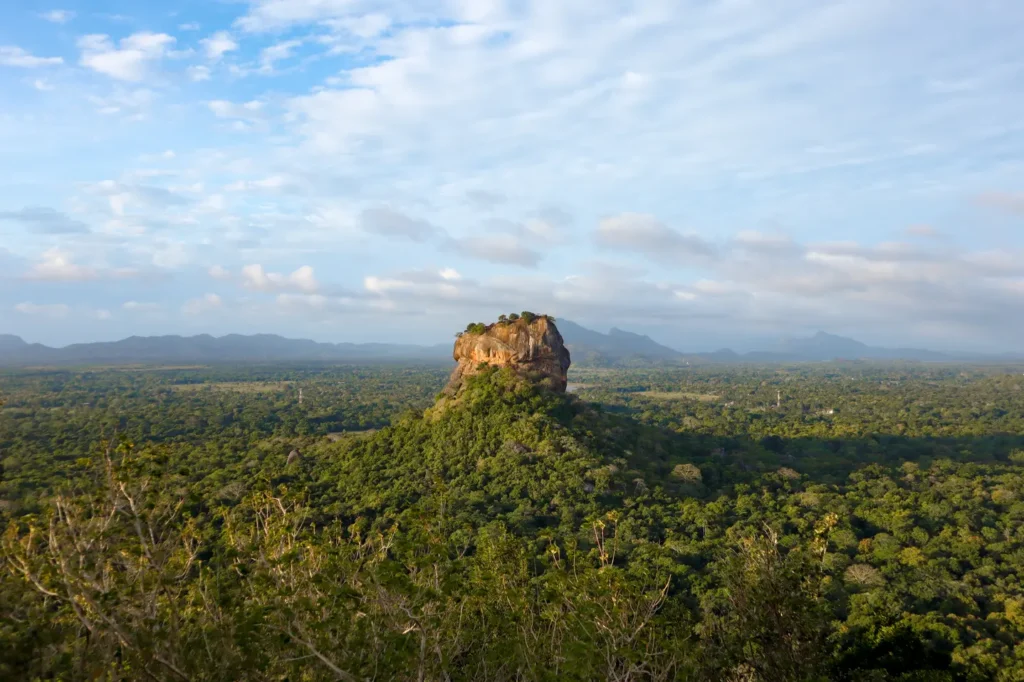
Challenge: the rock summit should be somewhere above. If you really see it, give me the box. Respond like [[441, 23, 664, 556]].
[[445, 313, 571, 394]]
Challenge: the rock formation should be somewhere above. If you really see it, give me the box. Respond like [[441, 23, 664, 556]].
[[445, 315, 571, 394]]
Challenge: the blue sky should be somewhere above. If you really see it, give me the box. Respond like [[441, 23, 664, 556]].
[[2, 0, 1024, 351]]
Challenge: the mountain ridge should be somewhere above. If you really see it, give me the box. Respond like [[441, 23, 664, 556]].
[[0, 332, 452, 365], [556, 320, 684, 364], [0, 325, 1018, 366]]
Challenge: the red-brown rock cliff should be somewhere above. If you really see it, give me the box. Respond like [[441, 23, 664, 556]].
[[445, 316, 571, 394]]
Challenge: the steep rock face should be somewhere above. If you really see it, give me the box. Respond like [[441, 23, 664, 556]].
[[446, 316, 571, 393]]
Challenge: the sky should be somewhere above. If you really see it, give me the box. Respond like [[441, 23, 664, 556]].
[[2, 0, 1024, 352]]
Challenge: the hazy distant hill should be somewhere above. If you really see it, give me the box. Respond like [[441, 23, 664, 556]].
[[0, 333, 451, 366], [0, 326, 1015, 367], [739, 331, 954, 363], [0, 322, 689, 368], [0, 334, 29, 351], [557, 320, 684, 365], [559, 325, 967, 365]]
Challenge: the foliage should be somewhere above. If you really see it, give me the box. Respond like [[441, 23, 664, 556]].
[[3, 362, 1024, 679], [492, 312, 555, 326]]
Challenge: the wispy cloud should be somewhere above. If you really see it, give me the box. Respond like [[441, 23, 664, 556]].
[[15, 302, 71, 318], [3, 0, 1024, 349], [596, 214, 716, 261], [0, 207, 89, 234], [24, 249, 97, 282], [241, 264, 319, 293], [200, 31, 238, 61], [39, 9, 75, 24], [0, 46, 63, 67], [451, 234, 544, 268], [78, 32, 175, 81], [360, 207, 440, 243], [976, 192, 1024, 216], [182, 293, 223, 316]]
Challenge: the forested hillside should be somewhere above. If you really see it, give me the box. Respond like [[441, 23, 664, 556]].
[[3, 363, 1024, 680]]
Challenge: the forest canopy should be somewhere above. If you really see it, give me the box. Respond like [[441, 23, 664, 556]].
[[3, 362, 1024, 680]]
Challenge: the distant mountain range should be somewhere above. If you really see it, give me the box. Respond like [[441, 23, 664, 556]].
[[742, 331, 955, 362], [0, 333, 450, 366], [561, 326, 1004, 365], [556, 320, 686, 365], [0, 326, 1019, 367]]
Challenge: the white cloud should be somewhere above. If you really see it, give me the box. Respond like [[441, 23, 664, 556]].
[[521, 218, 564, 245], [25, 249, 97, 281], [86, 179, 190, 212], [8, 1, 1024, 350], [238, 0, 370, 31], [465, 189, 506, 210], [33, 78, 55, 91], [733, 230, 802, 256], [906, 225, 941, 239], [15, 302, 71, 318], [360, 207, 438, 242], [452, 234, 542, 267], [347, 220, 1024, 350], [182, 293, 223, 315], [209, 265, 231, 280], [0, 46, 63, 68], [596, 213, 716, 261], [150, 241, 190, 269], [364, 275, 412, 295], [87, 88, 157, 117], [40, 10, 75, 24], [439, 268, 461, 281], [122, 301, 162, 312], [363, 269, 466, 303], [491, 210, 573, 246], [322, 13, 391, 39], [78, 32, 175, 82], [259, 39, 302, 72], [0, 207, 89, 234], [179, 22, 201, 31], [977, 191, 1024, 216], [188, 65, 212, 81], [208, 99, 265, 121], [276, 293, 333, 311], [241, 264, 319, 293], [224, 176, 292, 192], [201, 31, 239, 61]]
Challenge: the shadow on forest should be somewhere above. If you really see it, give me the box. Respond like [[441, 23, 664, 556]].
[[590, 401, 1024, 496]]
